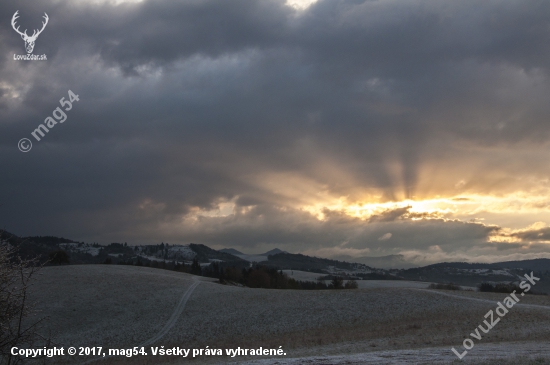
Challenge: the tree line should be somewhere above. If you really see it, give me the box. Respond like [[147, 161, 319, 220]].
[[110, 257, 358, 290], [207, 263, 358, 290]]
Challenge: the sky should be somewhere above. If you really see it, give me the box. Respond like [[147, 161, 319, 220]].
[[1, 0, 550, 266]]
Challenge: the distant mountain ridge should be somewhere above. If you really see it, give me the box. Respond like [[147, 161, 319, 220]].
[[218, 248, 287, 256], [216, 248, 288, 264], [332, 254, 417, 269], [219, 248, 244, 255], [262, 248, 287, 256], [497, 258, 550, 271], [400, 259, 550, 293], [427, 259, 550, 272], [3, 229, 550, 292], [189, 244, 248, 265], [265, 252, 375, 272]]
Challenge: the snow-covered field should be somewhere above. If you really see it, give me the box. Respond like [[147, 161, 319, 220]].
[[283, 270, 475, 290], [28, 265, 550, 365], [28, 265, 200, 350], [242, 342, 550, 365], [355, 280, 436, 289]]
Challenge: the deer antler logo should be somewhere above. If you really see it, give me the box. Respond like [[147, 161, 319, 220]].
[[11, 11, 49, 54]]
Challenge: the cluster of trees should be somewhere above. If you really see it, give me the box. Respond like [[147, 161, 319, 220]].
[[48, 250, 70, 265], [318, 273, 400, 282], [104, 256, 358, 290], [428, 283, 462, 291], [478, 282, 546, 295], [265, 252, 370, 272], [100, 242, 131, 254], [356, 272, 401, 280], [138, 242, 170, 258], [428, 281, 549, 295], [217, 265, 358, 290], [107, 256, 204, 276]]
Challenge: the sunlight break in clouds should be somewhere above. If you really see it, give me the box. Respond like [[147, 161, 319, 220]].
[[286, 0, 319, 10]]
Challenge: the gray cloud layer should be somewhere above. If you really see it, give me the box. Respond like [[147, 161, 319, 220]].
[[1, 0, 550, 263]]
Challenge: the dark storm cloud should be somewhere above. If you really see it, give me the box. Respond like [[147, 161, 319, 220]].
[[511, 226, 550, 242], [113, 202, 498, 256], [495, 242, 525, 251], [1, 0, 550, 261]]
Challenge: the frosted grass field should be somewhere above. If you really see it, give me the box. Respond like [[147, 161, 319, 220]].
[[282, 269, 476, 290], [29, 265, 550, 365]]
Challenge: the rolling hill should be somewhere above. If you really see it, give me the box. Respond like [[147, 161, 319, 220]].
[[3, 229, 550, 292]]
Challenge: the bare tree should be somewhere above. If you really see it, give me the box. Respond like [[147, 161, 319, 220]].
[[0, 231, 49, 365]]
